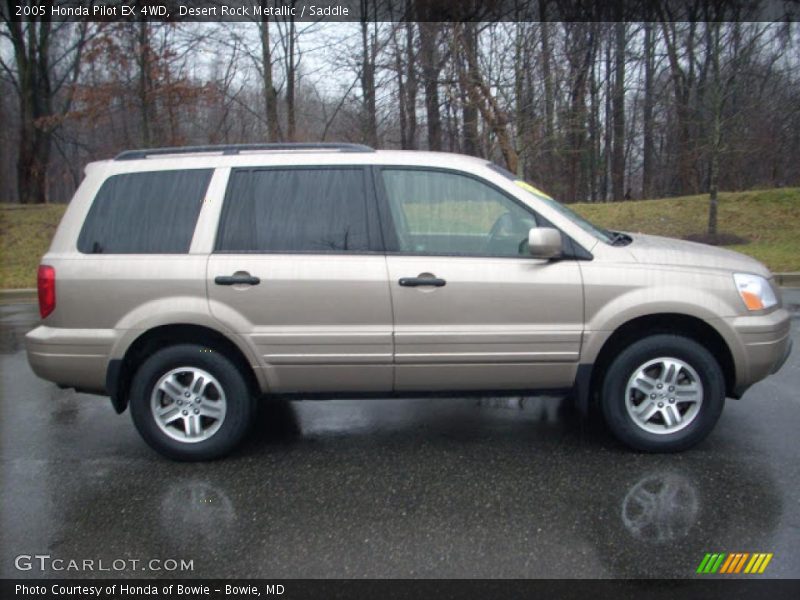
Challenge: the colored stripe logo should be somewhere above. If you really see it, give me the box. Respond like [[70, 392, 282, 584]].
[[697, 552, 773, 574]]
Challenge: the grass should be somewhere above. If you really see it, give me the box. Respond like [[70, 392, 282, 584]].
[[1, 203, 66, 289], [1, 187, 798, 288], [403, 201, 519, 234], [572, 188, 800, 273]]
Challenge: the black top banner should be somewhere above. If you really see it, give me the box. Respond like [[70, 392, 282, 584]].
[[5, 0, 800, 22]]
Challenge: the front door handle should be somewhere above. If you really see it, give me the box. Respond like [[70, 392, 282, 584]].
[[398, 276, 446, 287], [214, 273, 261, 286]]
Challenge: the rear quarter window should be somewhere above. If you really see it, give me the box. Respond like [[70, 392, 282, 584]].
[[77, 169, 212, 254]]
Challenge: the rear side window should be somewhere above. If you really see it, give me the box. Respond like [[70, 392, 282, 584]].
[[215, 168, 370, 253], [78, 169, 212, 254]]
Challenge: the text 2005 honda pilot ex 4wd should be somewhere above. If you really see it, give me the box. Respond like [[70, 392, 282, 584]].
[[26, 143, 792, 460]]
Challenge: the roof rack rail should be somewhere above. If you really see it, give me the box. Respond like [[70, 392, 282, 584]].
[[114, 143, 375, 161]]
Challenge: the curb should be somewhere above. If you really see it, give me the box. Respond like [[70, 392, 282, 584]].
[[0, 288, 36, 304], [774, 273, 800, 289]]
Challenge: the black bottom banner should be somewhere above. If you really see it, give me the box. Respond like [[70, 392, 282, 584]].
[[3, 579, 800, 600]]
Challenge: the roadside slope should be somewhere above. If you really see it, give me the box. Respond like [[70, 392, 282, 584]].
[[1, 187, 798, 288]]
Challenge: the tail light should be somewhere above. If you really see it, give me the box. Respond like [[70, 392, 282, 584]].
[[37, 265, 56, 319]]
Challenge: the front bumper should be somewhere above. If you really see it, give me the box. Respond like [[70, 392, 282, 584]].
[[770, 338, 793, 375], [725, 308, 792, 397]]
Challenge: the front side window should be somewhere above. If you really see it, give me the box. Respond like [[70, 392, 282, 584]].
[[78, 169, 212, 254], [380, 169, 537, 256], [215, 168, 370, 253], [488, 163, 615, 244]]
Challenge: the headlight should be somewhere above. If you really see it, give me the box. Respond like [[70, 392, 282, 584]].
[[733, 273, 778, 311]]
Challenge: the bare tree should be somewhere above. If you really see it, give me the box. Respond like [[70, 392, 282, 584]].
[[539, 19, 556, 184], [459, 22, 480, 156], [0, 11, 90, 203], [391, 23, 409, 148], [359, 1, 378, 146], [641, 21, 656, 199], [416, 10, 442, 151], [611, 21, 626, 201], [706, 22, 723, 236], [563, 22, 595, 203], [276, 3, 298, 141], [403, 20, 419, 149], [454, 23, 519, 172], [3, 14, 800, 207], [659, 17, 701, 195], [260, 8, 281, 141]]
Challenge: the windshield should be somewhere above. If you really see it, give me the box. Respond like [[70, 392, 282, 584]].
[[487, 163, 615, 244]]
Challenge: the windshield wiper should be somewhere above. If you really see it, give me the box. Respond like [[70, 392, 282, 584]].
[[609, 231, 632, 246]]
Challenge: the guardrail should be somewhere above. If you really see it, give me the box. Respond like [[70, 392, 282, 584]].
[[0, 288, 36, 303], [774, 273, 800, 288]]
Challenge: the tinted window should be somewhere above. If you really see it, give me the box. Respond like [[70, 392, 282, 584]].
[[216, 168, 370, 253], [380, 169, 536, 256], [78, 169, 212, 254]]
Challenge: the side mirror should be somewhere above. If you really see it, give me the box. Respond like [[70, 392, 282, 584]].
[[528, 227, 562, 259]]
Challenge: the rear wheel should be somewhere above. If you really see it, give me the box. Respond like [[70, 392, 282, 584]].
[[129, 344, 254, 461], [601, 335, 725, 452]]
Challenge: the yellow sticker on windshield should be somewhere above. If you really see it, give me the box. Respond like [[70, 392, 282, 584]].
[[515, 180, 553, 199]]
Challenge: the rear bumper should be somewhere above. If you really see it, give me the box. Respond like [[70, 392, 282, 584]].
[[25, 325, 116, 394]]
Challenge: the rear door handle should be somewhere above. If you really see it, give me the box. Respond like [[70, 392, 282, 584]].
[[214, 274, 260, 286], [398, 277, 446, 287]]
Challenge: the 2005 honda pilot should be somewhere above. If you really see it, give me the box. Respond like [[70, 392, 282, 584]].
[[26, 143, 792, 460]]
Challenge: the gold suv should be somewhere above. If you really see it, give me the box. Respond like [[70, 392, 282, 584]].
[[25, 144, 792, 460]]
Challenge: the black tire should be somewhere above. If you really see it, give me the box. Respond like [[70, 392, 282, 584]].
[[129, 344, 254, 461], [601, 334, 725, 452]]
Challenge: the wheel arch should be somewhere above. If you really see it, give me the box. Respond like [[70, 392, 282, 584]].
[[578, 313, 736, 415], [107, 324, 260, 414]]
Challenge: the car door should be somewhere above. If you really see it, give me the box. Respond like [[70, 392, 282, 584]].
[[207, 166, 393, 393], [376, 167, 585, 392]]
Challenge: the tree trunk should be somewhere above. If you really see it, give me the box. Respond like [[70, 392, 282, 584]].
[[708, 126, 720, 237], [285, 11, 297, 141], [611, 22, 626, 201], [9, 19, 54, 204], [513, 21, 527, 177], [360, 12, 378, 147], [137, 22, 153, 147], [460, 23, 480, 156], [260, 12, 281, 142], [455, 24, 518, 173], [540, 20, 555, 185], [707, 24, 723, 237], [404, 21, 418, 149], [417, 19, 442, 151], [393, 26, 408, 149], [17, 122, 50, 205], [642, 22, 655, 199], [564, 23, 593, 203], [601, 33, 612, 201], [589, 48, 600, 202], [660, 20, 699, 195]]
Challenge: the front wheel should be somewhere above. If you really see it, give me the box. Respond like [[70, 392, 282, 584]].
[[601, 335, 725, 452], [129, 344, 254, 461]]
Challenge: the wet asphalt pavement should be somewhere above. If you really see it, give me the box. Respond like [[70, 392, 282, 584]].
[[1, 300, 799, 579]]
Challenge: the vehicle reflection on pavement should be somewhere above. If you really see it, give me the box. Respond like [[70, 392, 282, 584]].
[[621, 472, 700, 543]]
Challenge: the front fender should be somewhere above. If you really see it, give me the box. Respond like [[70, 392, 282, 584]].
[[579, 268, 743, 366]]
